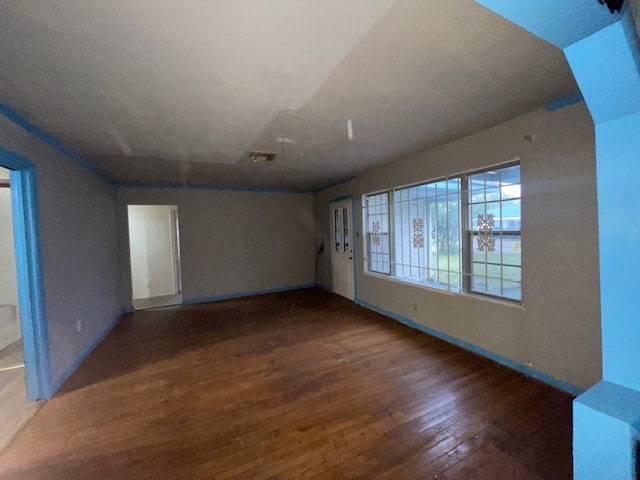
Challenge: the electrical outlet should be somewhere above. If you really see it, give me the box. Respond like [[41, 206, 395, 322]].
[[76, 319, 82, 332]]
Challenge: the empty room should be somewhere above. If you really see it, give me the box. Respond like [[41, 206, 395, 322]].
[[0, 1, 638, 479]]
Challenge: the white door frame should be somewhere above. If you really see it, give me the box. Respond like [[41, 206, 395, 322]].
[[170, 206, 182, 294], [126, 204, 183, 306], [329, 196, 356, 300]]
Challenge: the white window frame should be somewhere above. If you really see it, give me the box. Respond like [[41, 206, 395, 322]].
[[362, 160, 522, 304]]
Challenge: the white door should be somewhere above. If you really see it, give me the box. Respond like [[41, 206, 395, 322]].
[[330, 199, 355, 300]]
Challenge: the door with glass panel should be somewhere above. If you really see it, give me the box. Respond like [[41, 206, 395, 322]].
[[330, 199, 355, 300]]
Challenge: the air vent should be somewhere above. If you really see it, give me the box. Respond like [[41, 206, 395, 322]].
[[249, 151, 277, 163]]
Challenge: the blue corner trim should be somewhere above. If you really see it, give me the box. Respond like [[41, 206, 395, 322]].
[[48, 308, 129, 397], [0, 103, 116, 185], [183, 283, 318, 305], [545, 92, 585, 111], [313, 176, 356, 194], [118, 182, 313, 195], [317, 283, 333, 293], [355, 298, 585, 396]]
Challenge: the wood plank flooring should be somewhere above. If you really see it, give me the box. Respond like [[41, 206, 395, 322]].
[[0, 288, 573, 479]]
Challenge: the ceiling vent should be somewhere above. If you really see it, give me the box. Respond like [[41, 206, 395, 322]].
[[249, 151, 277, 163]]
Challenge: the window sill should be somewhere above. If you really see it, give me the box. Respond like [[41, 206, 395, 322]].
[[362, 271, 524, 310]]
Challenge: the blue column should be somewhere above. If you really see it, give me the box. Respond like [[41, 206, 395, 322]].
[[474, 2, 640, 478]]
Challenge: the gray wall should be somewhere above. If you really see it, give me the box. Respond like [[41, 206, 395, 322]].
[[0, 115, 123, 384], [118, 188, 315, 305], [314, 103, 601, 390]]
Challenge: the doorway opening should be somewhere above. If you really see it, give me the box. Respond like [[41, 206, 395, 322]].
[[0, 165, 43, 449], [330, 198, 355, 300], [127, 205, 182, 310]]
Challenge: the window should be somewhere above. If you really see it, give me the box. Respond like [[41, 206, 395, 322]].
[[343, 207, 349, 252], [334, 209, 340, 252], [393, 179, 461, 290], [363, 162, 521, 302], [467, 165, 521, 301], [365, 192, 390, 274]]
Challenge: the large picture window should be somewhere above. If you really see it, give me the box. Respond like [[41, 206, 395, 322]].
[[363, 162, 521, 302], [393, 179, 461, 290]]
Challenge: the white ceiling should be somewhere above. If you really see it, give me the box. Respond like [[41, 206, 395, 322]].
[[0, 0, 579, 190]]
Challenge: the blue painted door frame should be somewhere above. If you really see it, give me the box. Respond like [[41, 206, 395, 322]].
[[0, 146, 51, 401]]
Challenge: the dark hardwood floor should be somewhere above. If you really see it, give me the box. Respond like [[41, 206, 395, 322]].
[[0, 288, 573, 479]]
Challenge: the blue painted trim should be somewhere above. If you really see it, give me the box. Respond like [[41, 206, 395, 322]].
[[317, 283, 333, 293], [328, 195, 358, 301], [313, 176, 356, 194], [0, 103, 116, 185], [0, 147, 51, 402], [48, 308, 129, 397], [545, 92, 585, 111], [183, 283, 318, 305], [355, 298, 584, 396], [119, 182, 313, 195]]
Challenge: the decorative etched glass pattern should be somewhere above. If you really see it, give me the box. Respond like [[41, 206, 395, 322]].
[[370, 221, 381, 245], [476, 213, 495, 252], [412, 218, 424, 248]]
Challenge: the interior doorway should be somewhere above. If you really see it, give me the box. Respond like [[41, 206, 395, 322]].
[[127, 205, 182, 310], [0, 166, 41, 450], [330, 198, 355, 300]]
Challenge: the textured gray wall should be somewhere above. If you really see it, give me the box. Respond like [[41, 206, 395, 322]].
[[0, 115, 123, 384], [314, 103, 601, 390], [118, 188, 316, 305]]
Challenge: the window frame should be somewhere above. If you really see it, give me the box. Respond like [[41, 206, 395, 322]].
[[364, 191, 392, 275], [362, 160, 522, 304]]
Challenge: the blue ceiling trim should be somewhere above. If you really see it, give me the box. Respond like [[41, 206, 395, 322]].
[[313, 176, 356, 194], [118, 182, 313, 195], [544, 92, 585, 111], [475, 0, 622, 49], [0, 103, 117, 185]]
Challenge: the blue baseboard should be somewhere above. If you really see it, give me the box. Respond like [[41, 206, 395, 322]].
[[183, 283, 318, 305], [355, 298, 585, 396], [47, 308, 129, 398], [316, 283, 332, 293]]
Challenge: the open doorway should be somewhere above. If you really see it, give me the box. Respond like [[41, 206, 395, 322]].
[[127, 205, 182, 310], [0, 166, 41, 449]]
